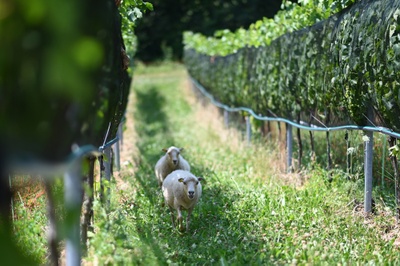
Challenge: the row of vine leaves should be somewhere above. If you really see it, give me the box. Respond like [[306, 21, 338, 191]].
[[183, 0, 400, 156]]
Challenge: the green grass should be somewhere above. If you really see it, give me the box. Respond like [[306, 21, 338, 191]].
[[6, 177, 55, 265], [85, 63, 400, 265], [8, 62, 399, 265]]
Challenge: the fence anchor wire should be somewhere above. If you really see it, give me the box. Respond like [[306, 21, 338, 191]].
[[363, 113, 378, 128], [311, 114, 328, 129]]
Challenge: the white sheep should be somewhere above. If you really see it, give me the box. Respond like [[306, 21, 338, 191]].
[[155, 146, 190, 187], [162, 170, 203, 232]]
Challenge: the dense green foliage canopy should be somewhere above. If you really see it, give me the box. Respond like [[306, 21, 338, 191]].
[[0, 0, 151, 163], [119, 0, 153, 58], [184, 0, 358, 55], [134, 0, 283, 61], [184, 0, 400, 133]]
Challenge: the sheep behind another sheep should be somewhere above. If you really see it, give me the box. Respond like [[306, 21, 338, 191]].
[[162, 170, 203, 232], [155, 146, 190, 186]]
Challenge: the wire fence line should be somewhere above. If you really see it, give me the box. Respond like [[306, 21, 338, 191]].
[[183, 0, 400, 149], [7, 119, 124, 266], [189, 76, 400, 215], [190, 77, 400, 139]]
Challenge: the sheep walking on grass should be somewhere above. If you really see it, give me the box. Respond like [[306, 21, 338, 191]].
[[155, 146, 190, 187], [162, 170, 203, 232]]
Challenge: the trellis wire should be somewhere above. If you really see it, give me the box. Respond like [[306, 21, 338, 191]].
[[191, 77, 400, 138], [190, 76, 400, 214]]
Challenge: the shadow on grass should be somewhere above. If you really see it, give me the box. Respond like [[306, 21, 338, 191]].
[[134, 86, 170, 138], [128, 82, 178, 263], [132, 85, 173, 201], [130, 80, 270, 264]]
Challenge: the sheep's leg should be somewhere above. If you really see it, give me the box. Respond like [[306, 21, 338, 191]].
[[169, 206, 176, 228], [186, 208, 193, 232], [177, 206, 184, 232]]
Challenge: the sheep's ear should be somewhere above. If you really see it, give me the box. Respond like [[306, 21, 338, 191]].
[[162, 148, 168, 153], [178, 178, 184, 183], [198, 177, 206, 184], [179, 148, 184, 152]]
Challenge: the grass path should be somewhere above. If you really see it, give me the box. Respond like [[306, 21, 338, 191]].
[[86, 63, 400, 265]]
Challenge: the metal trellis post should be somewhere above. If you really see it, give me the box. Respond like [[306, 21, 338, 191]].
[[224, 110, 229, 127], [114, 124, 122, 171], [245, 116, 252, 145], [103, 145, 112, 206], [381, 135, 386, 187], [364, 131, 374, 213], [9, 175, 14, 224], [287, 123, 293, 173], [64, 159, 83, 266]]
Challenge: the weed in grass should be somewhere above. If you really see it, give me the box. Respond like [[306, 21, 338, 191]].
[[10, 176, 51, 264]]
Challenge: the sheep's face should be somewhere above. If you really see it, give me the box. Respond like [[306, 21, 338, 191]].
[[163, 147, 183, 166], [179, 177, 202, 199]]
